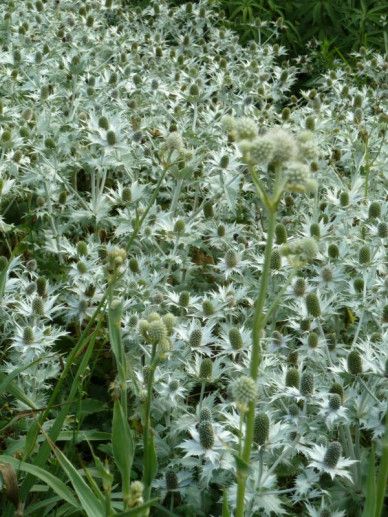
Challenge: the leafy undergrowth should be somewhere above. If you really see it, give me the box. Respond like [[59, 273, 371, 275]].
[[0, 1, 387, 516]]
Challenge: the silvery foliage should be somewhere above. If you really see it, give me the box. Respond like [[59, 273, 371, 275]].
[[0, 0, 386, 514]]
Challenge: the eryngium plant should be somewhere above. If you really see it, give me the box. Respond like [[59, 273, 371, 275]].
[[0, 1, 386, 516]]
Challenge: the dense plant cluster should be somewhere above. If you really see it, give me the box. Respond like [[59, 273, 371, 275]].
[[210, 0, 387, 72], [0, 0, 387, 516]]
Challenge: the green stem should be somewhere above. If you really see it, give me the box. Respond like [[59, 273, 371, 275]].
[[143, 345, 158, 504], [235, 206, 277, 517], [199, 381, 206, 411]]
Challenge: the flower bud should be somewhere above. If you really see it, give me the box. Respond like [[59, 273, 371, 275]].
[[129, 258, 139, 274], [225, 249, 239, 269], [293, 278, 306, 297], [329, 382, 344, 403], [339, 191, 349, 207], [199, 358, 213, 380], [202, 300, 215, 316], [203, 201, 214, 219], [36, 277, 47, 297], [358, 245, 371, 265], [328, 243, 339, 259], [32, 296, 44, 316], [199, 420, 214, 449], [189, 328, 202, 348], [308, 332, 319, 348], [310, 223, 320, 239], [179, 291, 190, 307], [347, 350, 362, 375], [306, 292, 321, 318], [305, 116, 315, 131], [300, 371, 314, 396], [76, 240, 88, 256], [98, 116, 109, 130], [285, 367, 299, 388], [148, 319, 168, 344], [106, 130, 116, 145], [23, 326, 34, 345], [282, 107, 290, 121], [353, 277, 364, 292], [368, 201, 381, 219], [323, 442, 342, 468], [229, 327, 243, 351], [287, 350, 298, 366], [219, 154, 229, 169], [270, 249, 281, 270], [165, 470, 178, 491], [174, 219, 185, 235], [217, 224, 226, 237], [329, 393, 341, 411], [377, 222, 387, 238], [300, 319, 311, 332], [232, 375, 257, 410], [275, 223, 287, 245], [254, 412, 270, 446]]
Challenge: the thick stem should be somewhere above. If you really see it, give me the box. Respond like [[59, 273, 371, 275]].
[[235, 207, 276, 517]]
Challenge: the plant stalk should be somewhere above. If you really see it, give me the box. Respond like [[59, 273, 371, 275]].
[[235, 205, 276, 517]]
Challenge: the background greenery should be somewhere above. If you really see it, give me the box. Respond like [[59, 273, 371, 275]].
[[167, 0, 387, 74]]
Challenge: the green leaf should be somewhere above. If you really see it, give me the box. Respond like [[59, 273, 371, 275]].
[[112, 400, 134, 501], [376, 416, 388, 517], [0, 454, 80, 510], [233, 453, 249, 473], [362, 445, 376, 517], [0, 372, 37, 411], [77, 398, 107, 418], [22, 328, 100, 497], [48, 442, 105, 517], [0, 356, 48, 396]]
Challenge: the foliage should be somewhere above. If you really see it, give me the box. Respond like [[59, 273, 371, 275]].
[[211, 0, 387, 70], [0, 0, 387, 516]]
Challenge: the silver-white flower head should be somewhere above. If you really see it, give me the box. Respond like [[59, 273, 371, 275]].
[[284, 161, 317, 193], [307, 443, 356, 481], [297, 130, 319, 162], [165, 131, 185, 152], [234, 117, 258, 141], [266, 127, 298, 164], [239, 136, 274, 165]]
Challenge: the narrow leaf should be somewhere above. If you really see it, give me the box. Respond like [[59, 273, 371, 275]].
[[361, 445, 376, 517], [112, 400, 134, 501], [48, 443, 105, 517], [0, 454, 79, 509]]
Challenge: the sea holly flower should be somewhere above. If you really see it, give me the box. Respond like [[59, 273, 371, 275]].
[[179, 423, 236, 483], [307, 443, 356, 481]]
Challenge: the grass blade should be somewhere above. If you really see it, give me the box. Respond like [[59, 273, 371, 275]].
[[112, 400, 134, 505], [46, 441, 105, 517], [21, 327, 100, 498], [0, 454, 80, 509]]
